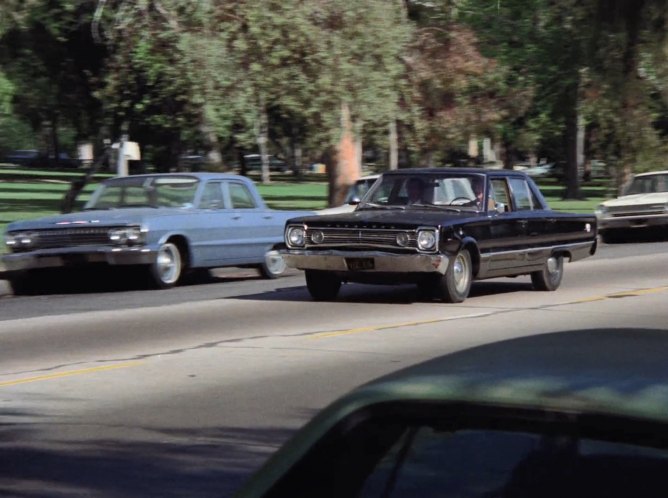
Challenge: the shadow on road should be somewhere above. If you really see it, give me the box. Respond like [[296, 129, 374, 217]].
[[0, 421, 303, 497], [2, 267, 269, 296], [233, 279, 534, 304]]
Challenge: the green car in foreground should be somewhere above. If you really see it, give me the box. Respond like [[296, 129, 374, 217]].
[[237, 328, 668, 498]]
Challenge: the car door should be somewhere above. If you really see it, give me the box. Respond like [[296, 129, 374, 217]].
[[507, 176, 550, 270], [483, 178, 527, 273], [223, 180, 275, 263], [189, 180, 242, 266]]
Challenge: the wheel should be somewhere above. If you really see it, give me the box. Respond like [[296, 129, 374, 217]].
[[8, 271, 39, 296], [436, 248, 472, 303], [305, 270, 341, 301], [147, 242, 183, 288], [259, 249, 287, 279], [600, 230, 623, 244], [531, 255, 563, 291]]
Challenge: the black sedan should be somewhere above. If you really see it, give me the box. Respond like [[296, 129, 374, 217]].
[[281, 168, 597, 303]]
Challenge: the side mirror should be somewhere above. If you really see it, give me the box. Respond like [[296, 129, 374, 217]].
[[495, 202, 506, 214], [348, 196, 361, 205]]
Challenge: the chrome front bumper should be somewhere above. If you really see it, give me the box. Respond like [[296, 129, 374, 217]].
[[281, 249, 449, 274], [2, 246, 156, 272]]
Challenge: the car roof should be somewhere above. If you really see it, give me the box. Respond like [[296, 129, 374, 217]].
[[635, 170, 668, 177], [103, 172, 251, 182], [381, 167, 528, 177]]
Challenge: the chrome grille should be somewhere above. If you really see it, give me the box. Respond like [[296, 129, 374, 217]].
[[15, 227, 119, 249], [609, 204, 666, 217], [305, 227, 417, 250]]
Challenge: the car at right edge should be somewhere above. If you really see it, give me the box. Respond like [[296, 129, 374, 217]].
[[595, 170, 668, 243]]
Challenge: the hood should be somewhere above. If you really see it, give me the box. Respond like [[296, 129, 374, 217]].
[[290, 206, 481, 228], [6, 207, 190, 231], [602, 192, 668, 207]]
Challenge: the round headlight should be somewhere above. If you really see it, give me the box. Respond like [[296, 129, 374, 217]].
[[396, 232, 410, 247], [311, 230, 325, 244], [287, 226, 305, 247], [109, 228, 128, 244], [5, 233, 18, 247], [417, 230, 437, 251]]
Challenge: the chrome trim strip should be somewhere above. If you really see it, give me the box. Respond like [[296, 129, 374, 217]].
[[479, 240, 595, 260]]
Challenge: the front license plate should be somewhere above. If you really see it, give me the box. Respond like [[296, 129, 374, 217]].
[[346, 258, 374, 271]]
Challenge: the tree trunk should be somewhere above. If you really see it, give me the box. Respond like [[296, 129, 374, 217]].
[[257, 102, 271, 184], [389, 120, 398, 170], [201, 122, 222, 170], [329, 102, 360, 207], [293, 141, 303, 181]]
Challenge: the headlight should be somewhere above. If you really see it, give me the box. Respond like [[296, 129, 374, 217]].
[[108, 227, 144, 245], [311, 230, 324, 244], [286, 226, 305, 247], [4, 233, 18, 248], [396, 232, 410, 247], [417, 229, 437, 251], [595, 205, 608, 218], [5, 231, 37, 250]]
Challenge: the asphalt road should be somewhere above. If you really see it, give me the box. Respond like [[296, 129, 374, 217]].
[[1, 240, 668, 497]]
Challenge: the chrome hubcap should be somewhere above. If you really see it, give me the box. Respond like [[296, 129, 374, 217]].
[[157, 244, 180, 284], [453, 254, 470, 293]]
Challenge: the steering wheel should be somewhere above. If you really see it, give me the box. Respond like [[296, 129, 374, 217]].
[[449, 196, 475, 206]]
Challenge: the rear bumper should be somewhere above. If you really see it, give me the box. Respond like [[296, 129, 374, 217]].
[[281, 249, 449, 274], [2, 246, 156, 272]]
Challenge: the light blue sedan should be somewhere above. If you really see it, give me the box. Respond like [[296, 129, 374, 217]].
[[3, 173, 311, 293]]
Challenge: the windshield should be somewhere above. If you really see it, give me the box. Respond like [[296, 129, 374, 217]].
[[85, 176, 200, 209], [625, 174, 668, 195], [360, 173, 486, 210]]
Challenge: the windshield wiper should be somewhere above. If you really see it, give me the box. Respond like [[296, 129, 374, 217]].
[[358, 203, 406, 210], [407, 203, 462, 213]]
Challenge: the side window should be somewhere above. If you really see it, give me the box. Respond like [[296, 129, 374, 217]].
[[229, 183, 257, 209], [490, 179, 511, 211], [199, 182, 225, 209], [508, 178, 534, 211]]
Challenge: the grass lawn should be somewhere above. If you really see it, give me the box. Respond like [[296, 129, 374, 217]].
[[0, 168, 609, 239]]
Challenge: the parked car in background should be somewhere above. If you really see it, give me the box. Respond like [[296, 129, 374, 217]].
[[282, 168, 597, 303], [2, 150, 80, 168], [243, 154, 289, 173], [595, 170, 668, 243], [317, 174, 380, 215], [2, 149, 39, 166], [2, 173, 311, 294], [238, 328, 668, 498]]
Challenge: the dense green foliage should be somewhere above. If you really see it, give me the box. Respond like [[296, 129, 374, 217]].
[[0, 0, 665, 197]]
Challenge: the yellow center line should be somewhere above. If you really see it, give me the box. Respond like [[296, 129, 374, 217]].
[[570, 286, 668, 304], [0, 361, 143, 388], [311, 286, 668, 340], [309, 313, 492, 340]]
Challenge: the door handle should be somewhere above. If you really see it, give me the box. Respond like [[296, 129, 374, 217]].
[[517, 220, 528, 227], [263, 215, 273, 219], [232, 215, 242, 220]]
